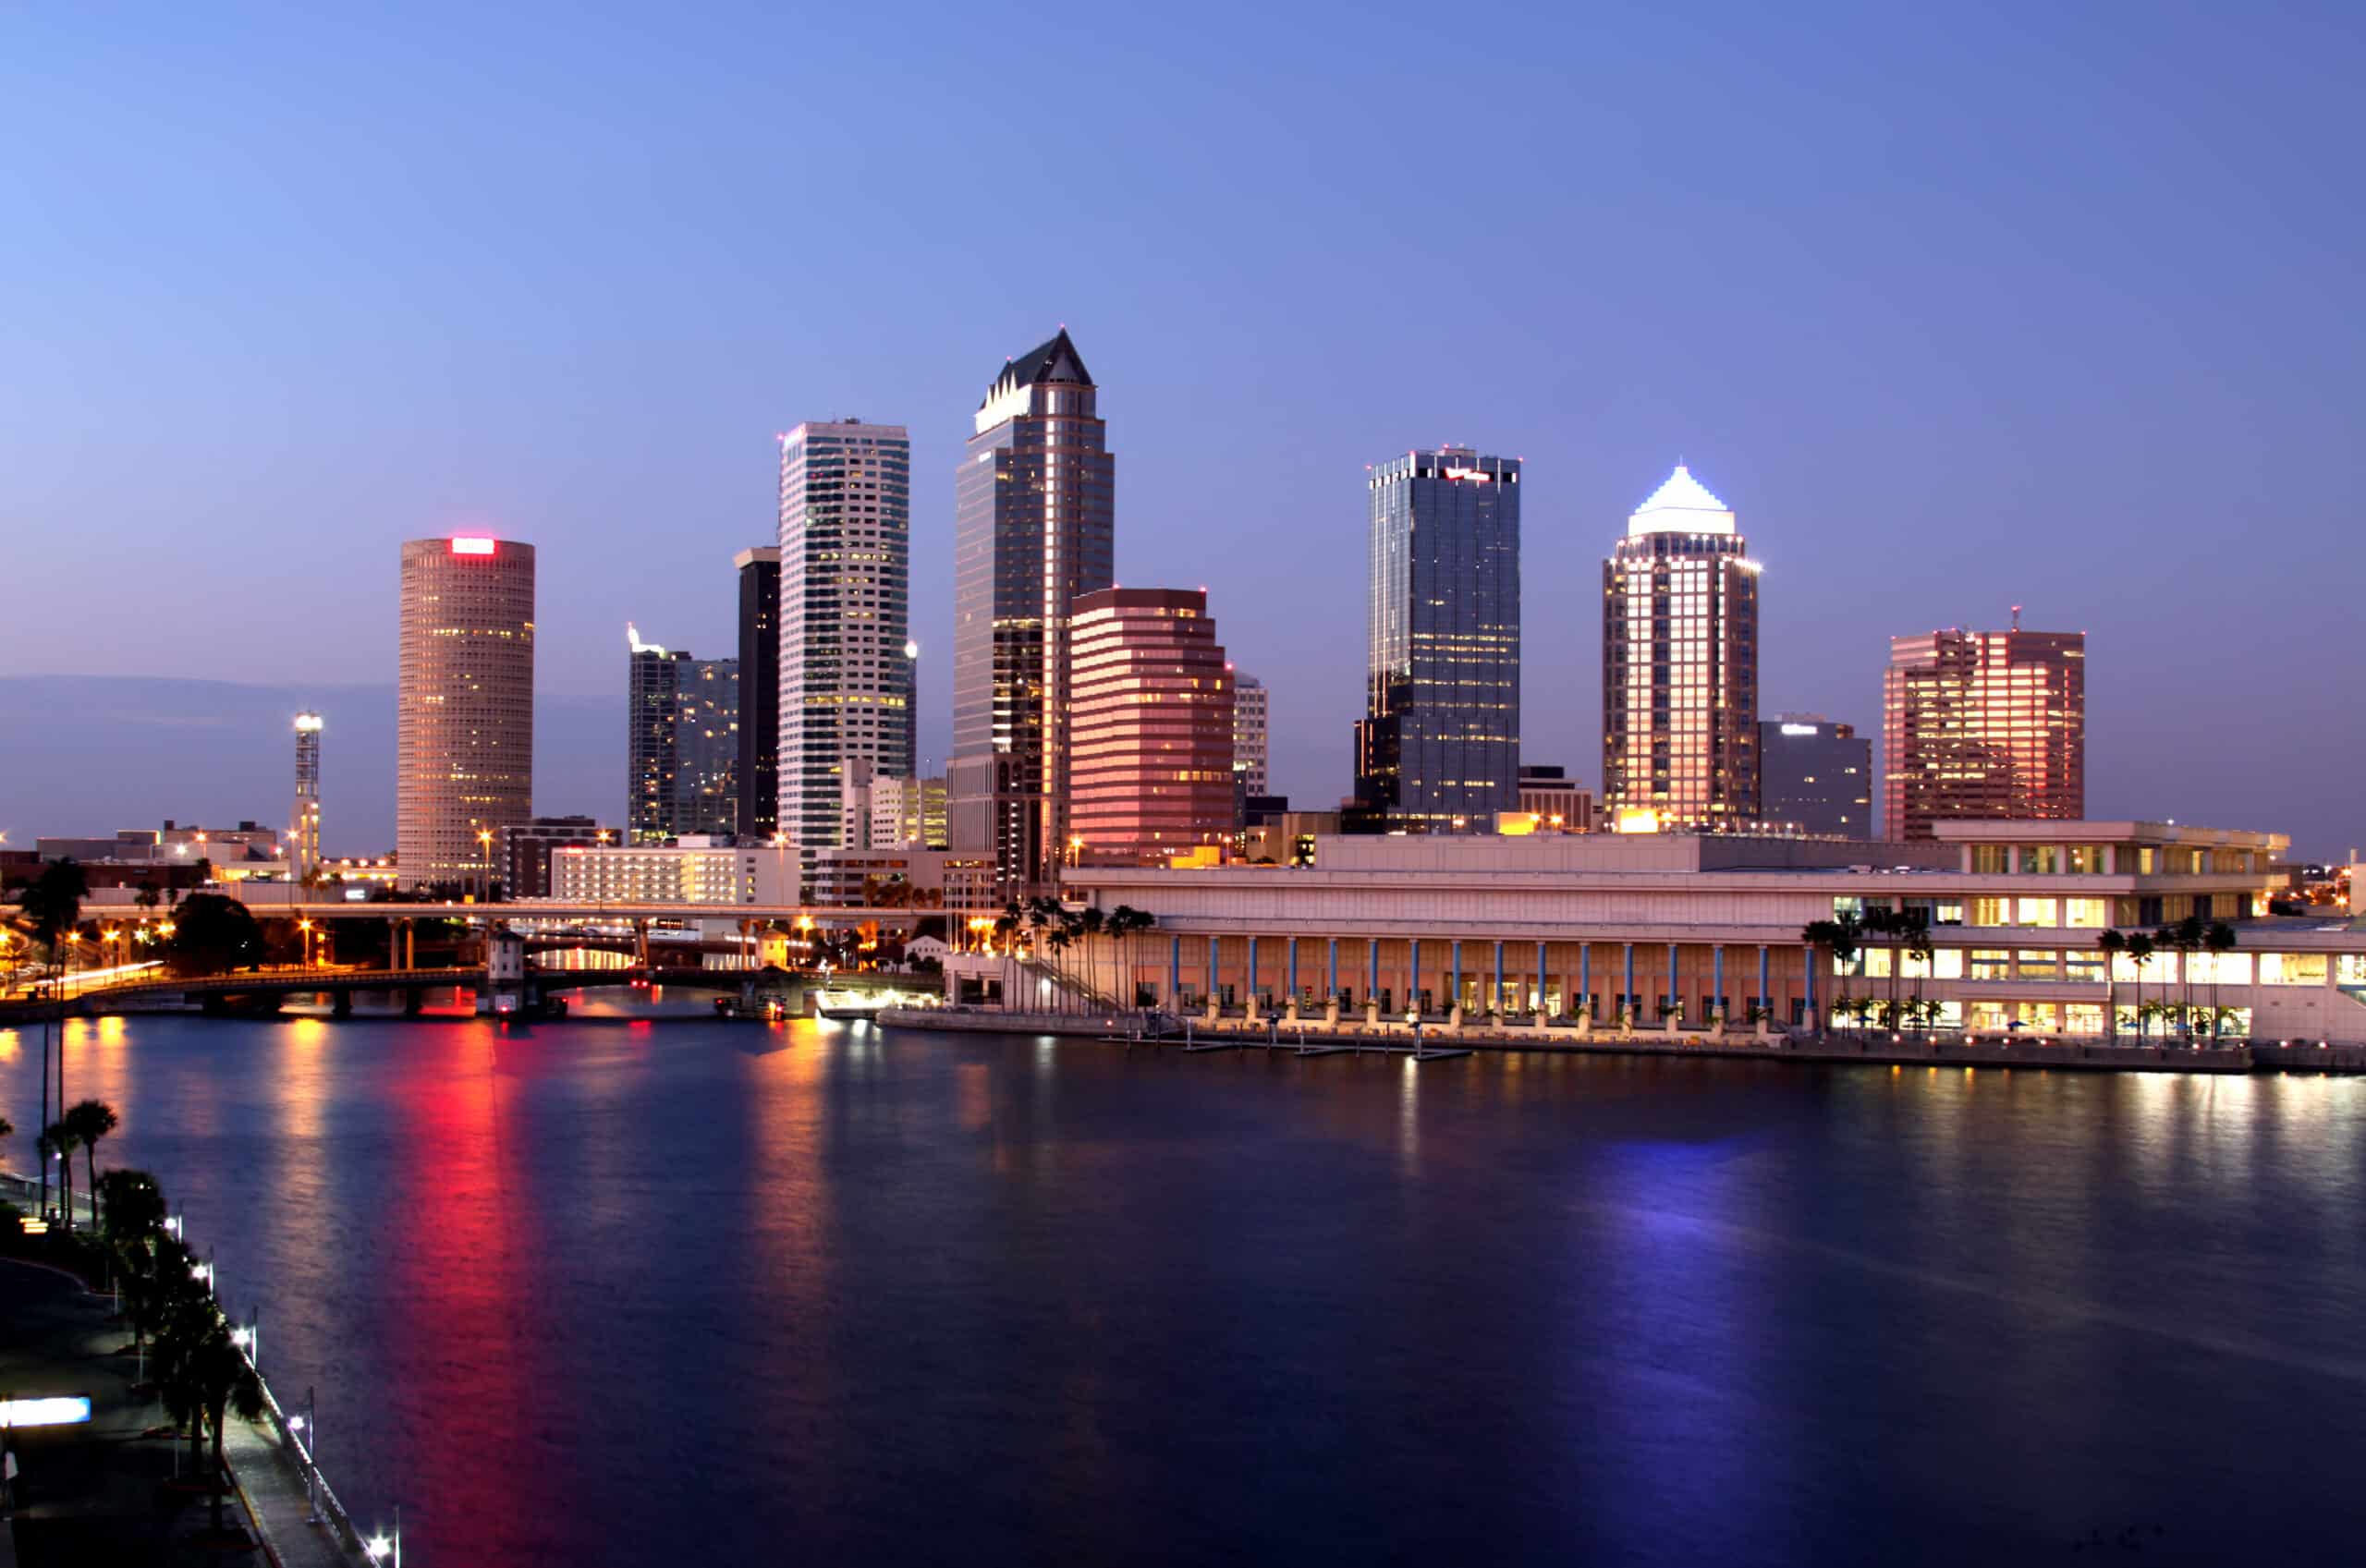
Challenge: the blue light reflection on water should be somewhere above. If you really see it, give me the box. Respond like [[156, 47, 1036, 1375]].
[[4, 1010, 2365, 1564]]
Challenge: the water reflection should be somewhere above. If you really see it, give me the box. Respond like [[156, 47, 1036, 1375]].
[[3, 1017, 2363, 1563]]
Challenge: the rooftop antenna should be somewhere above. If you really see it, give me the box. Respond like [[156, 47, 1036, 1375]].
[[2010, 603, 2022, 631]]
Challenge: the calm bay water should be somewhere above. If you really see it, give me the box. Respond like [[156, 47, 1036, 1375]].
[[4, 1001, 2364, 1564]]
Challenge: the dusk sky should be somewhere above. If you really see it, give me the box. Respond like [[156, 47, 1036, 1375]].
[[5, 3, 2361, 854]]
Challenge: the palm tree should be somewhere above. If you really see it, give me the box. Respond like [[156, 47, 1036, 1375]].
[[42, 1121, 80, 1232], [2098, 930, 2125, 1039], [190, 1326, 266, 1537], [66, 1100, 118, 1232], [2126, 932, 2156, 1038], [1043, 925, 1072, 1014], [1800, 914, 1863, 1033], [2204, 921, 2238, 1038], [1079, 906, 1107, 1006]]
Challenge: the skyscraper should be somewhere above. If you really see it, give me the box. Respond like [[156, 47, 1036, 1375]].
[[1884, 621, 2085, 841], [734, 545, 780, 842], [1069, 589, 1235, 866], [628, 625, 689, 844], [628, 627, 738, 842], [1602, 465, 1760, 831], [1758, 715, 1872, 835], [289, 712, 323, 879], [1351, 447, 1521, 833], [396, 535, 534, 890], [1232, 671, 1268, 796], [677, 657, 738, 836], [947, 330, 1115, 893], [777, 419, 912, 878]]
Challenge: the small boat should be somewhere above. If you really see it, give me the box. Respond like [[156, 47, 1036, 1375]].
[[817, 991, 884, 1022]]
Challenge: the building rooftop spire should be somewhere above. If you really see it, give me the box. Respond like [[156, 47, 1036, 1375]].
[[1628, 463, 1737, 537]]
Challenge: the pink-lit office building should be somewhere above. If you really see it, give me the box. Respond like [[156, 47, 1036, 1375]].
[[1068, 588, 1235, 868]]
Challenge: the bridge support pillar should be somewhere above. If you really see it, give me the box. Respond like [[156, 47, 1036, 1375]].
[[332, 990, 353, 1019], [402, 987, 423, 1016], [399, 919, 416, 969]]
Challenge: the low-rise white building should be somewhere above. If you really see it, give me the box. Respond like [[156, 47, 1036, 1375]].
[[1057, 820, 2366, 1042], [548, 837, 793, 906]]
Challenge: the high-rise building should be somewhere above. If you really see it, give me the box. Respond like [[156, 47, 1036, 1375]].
[[289, 712, 323, 880], [627, 626, 690, 844], [1758, 715, 1872, 836], [677, 657, 738, 837], [1352, 447, 1521, 833], [777, 419, 912, 877], [1602, 465, 1760, 831], [735, 546, 781, 842], [1884, 622, 2085, 842], [1232, 671, 1268, 796], [628, 626, 737, 842], [948, 330, 1115, 894], [1069, 588, 1234, 866], [397, 535, 534, 890]]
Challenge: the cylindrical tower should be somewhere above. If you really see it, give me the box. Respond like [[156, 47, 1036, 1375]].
[[397, 536, 536, 892]]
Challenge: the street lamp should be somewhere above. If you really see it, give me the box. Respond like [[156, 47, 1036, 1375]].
[[477, 829, 495, 903]]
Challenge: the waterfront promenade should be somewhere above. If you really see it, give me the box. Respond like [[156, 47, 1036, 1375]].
[[0, 1188, 367, 1566], [884, 1004, 2366, 1074]]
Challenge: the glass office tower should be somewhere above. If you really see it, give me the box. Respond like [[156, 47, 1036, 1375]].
[[1602, 465, 1761, 830], [1884, 623, 2085, 841], [1350, 447, 1521, 833], [947, 329, 1116, 893], [734, 546, 780, 841]]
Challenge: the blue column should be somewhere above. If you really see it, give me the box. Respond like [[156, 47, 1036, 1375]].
[[1622, 942, 1634, 1011], [1535, 942, 1548, 1011], [1287, 937, 1299, 1001], [1579, 942, 1591, 1012], [1714, 944, 1725, 1014], [1409, 939, 1421, 1012], [1758, 944, 1769, 1011], [1451, 941, 1462, 1011], [1328, 937, 1339, 1001], [1368, 939, 1379, 1002], [1804, 940, 1816, 1014], [1169, 935, 1180, 1003], [1494, 941, 1505, 1014], [1207, 936, 1218, 999], [1666, 942, 1678, 1015], [1248, 936, 1259, 1001]]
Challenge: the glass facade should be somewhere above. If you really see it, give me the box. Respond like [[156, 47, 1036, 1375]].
[[627, 638, 737, 841], [1352, 447, 1521, 831], [1602, 466, 1759, 828], [1884, 626, 2085, 842], [1757, 714, 1869, 834], [778, 420, 912, 882], [948, 331, 1115, 896], [1069, 589, 1235, 864], [734, 546, 780, 841]]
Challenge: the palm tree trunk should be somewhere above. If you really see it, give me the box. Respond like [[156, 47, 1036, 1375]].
[[210, 1411, 226, 1534]]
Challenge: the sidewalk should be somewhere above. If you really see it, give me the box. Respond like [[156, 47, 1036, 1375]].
[[0, 1258, 365, 1567]]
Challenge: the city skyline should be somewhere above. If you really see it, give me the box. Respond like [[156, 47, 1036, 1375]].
[[4, 6, 2360, 857]]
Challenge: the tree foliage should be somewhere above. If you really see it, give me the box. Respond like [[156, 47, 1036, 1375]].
[[164, 893, 265, 976]]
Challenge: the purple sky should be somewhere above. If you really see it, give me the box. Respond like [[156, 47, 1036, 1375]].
[[4, 3, 2360, 857]]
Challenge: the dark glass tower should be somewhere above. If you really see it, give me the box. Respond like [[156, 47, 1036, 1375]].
[[734, 546, 780, 840], [627, 628, 689, 844], [1350, 447, 1521, 832], [947, 329, 1115, 894]]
